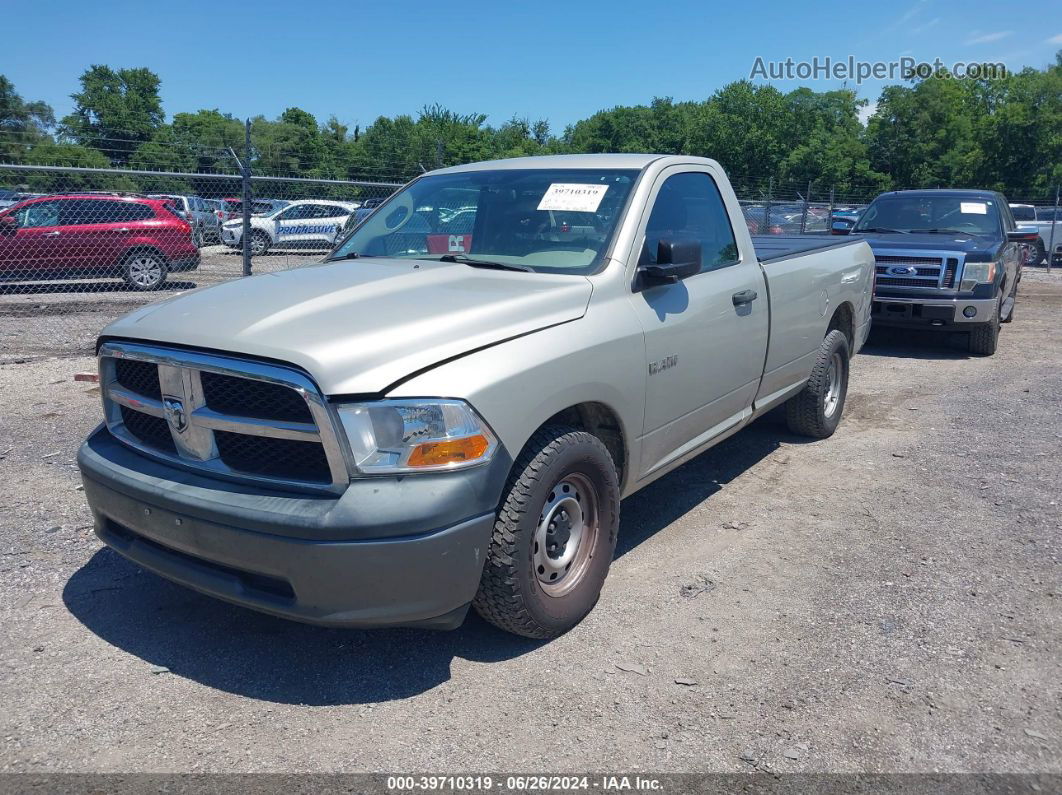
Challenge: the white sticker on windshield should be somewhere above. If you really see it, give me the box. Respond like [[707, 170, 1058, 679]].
[[537, 183, 609, 213], [960, 202, 988, 215]]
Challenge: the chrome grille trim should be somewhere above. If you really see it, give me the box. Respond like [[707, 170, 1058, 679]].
[[873, 248, 967, 290], [98, 341, 348, 492]]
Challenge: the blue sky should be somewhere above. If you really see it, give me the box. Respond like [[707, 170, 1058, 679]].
[[6, 0, 1061, 132]]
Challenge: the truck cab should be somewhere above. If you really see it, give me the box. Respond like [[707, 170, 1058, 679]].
[[840, 189, 1037, 355]]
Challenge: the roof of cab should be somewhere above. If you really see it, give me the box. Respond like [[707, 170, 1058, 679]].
[[430, 153, 716, 175], [876, 188, 1002, 200]]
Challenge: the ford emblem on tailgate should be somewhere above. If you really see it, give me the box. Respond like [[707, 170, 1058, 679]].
[[888, 266, 918, 276]]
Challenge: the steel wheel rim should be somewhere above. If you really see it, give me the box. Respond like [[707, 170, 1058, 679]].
[[251, 235, 266, 255], [128, 256, 162, 287], [533, 473, 599, 597], [824, 351, 844, 418]]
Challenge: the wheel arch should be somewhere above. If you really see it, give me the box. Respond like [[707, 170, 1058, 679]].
[[827, 301, 856, 356], [535, 401, 628, 490], [121, 244, 168, 266]]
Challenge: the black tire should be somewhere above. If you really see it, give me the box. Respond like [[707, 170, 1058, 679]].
[[785, 329, 850, 439], [250, 230, 270, 256], [473, 425, 620, 639], [121, 250, 168, 291], [969, 298, 1000, 355]]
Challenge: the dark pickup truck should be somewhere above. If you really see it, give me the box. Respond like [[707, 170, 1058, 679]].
[[834, 189, 1039, 355]]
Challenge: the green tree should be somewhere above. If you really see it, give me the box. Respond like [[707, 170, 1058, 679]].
[[20, 141, 136, 191], [61, 66, 164, 164], [0, 75, 55, 163]]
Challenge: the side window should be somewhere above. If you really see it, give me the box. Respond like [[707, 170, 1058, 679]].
[[114, 202, 153, 221], [60, 200, 110, 225], [16, 201, 61, 228], [999, 199, 1015, 231], [643, 172, 739, 273], [68, 200, 146, 225], [277, 205, 309, 221]]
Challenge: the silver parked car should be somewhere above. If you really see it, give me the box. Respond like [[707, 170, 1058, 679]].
[[147, 195, 220, 246]]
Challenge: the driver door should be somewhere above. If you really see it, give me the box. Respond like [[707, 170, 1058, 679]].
[[0, 200, 64, 276], [628, 168, 769, 478]]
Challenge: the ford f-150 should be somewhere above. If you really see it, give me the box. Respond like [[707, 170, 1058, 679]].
[[839, 189, 1039, 355], [78, 154, 874, 638]]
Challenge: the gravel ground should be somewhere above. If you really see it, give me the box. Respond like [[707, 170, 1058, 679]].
[[0, 269, 1059, 774]]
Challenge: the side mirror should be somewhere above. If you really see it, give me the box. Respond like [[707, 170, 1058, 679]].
[[831, 221, 852, 235], [1008, 227, 1040, 243], [638, 239, 701, 286], [0, 215, 17, 236]]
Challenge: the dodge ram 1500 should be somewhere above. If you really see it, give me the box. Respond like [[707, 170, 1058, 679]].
[[79, 154, 874, 638]]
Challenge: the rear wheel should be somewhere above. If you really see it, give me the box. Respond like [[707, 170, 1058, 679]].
[[1024, 239, 1045, 266], [785, 330, 850, 439], [473, 426, 620, 639], [122, 251, 167, 291]]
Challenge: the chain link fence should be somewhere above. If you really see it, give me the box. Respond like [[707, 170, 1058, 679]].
[[0, 157, 1059, 360]]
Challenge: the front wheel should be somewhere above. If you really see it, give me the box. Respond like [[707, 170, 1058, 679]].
[[785, 329, 850, 439], [122, 251, 168, 291], [473, 426, 620, 639], [249, 231, 270, 256], [969, 299, 1000, 355]]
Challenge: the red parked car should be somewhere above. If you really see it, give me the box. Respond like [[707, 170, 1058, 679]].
[[0, 193, 200, 290]]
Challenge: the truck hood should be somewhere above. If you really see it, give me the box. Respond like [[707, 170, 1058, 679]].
[[853, 232, 1003, 257], [102, 258, 593, 394]]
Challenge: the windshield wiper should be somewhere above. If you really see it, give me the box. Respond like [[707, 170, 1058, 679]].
[[439, 254, 533, 272], [325, 251, 360, 261], [907, 228, 979, 237], [854, 227, 909, 234]]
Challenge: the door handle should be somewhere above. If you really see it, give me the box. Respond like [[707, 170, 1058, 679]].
[[43, 231, 61, 237], [732, 289, 758, 306]]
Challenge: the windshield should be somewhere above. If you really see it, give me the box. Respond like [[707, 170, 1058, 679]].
[[854, 195, 1001, 235], [329, 168, 639, 274]]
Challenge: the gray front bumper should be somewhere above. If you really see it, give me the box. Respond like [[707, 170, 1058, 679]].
[[872, 296, 996, 326], [78, 426, 506, 629]]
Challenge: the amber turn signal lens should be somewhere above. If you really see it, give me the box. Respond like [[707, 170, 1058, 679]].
[[406, 434, 490, 468]]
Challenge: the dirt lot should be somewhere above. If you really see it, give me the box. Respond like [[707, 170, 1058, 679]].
[[0, 269, 1059, 774]]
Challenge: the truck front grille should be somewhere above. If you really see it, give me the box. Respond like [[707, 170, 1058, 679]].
[[115, 358, 162, 400], [120, 405, 177, 453], [201, 370, 313, 423], [214, 431, 332, 482], [99, 342, 348, 491], [873, 252, 964, 290]]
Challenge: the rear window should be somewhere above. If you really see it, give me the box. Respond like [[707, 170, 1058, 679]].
[[1010, 206, 1036, 221]]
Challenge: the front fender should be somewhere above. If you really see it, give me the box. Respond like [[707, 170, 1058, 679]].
[[386, 294, 647, 496]]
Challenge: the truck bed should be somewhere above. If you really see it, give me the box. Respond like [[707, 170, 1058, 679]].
[[752, 235, 865, 264]]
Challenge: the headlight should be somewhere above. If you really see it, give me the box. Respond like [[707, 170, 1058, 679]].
[[335, 399, 497, 475], [960, 261, 996, 291]]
